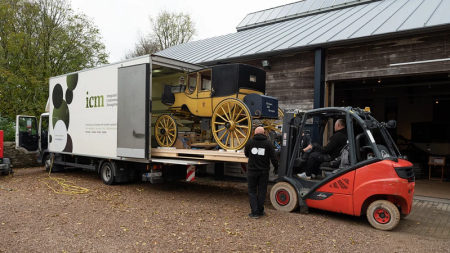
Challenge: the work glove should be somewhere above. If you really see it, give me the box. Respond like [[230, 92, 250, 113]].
[[273, 168, 278, 175]]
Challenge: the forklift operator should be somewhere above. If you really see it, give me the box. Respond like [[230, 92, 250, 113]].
[[298, 119, 348, 179]]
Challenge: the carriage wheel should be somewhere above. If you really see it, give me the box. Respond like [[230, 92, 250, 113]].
[[155, 114, 178, 147], [258, 108, 284, 134], [212, 98, 252, 150]]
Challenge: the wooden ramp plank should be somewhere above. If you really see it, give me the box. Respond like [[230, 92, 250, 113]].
[[150, 148, 248, 163]]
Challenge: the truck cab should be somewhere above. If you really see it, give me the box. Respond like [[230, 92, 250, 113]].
[[15, 113, 50, 170]]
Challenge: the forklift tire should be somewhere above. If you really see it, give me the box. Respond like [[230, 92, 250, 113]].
[[270, 182, 298, 212], [101, 161, 116, 185], [366, 200, 400, 231]]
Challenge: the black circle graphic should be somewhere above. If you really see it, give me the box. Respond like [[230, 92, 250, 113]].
[[49, 135, 52, 143], [67, 74, 78, 91], [66, 89, 73, 104], [52, 84, 63, 109]]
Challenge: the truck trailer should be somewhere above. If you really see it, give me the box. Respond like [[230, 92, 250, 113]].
[[16, 55, 246, 184]]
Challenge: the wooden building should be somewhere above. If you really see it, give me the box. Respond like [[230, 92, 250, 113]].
[[157, 0, 450, 162]]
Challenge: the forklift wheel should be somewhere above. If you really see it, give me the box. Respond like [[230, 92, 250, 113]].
[[270, 182, 298, 212], [366, 200, 400, 231]]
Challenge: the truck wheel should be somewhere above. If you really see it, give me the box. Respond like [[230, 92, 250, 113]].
[[367, 200, 400, 231], [270, 182, 298, 212], [44, 154, 52, 172], [101, 162, 116, 185]]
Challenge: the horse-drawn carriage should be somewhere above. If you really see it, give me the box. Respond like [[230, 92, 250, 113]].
[[156, 64, 283, 150]]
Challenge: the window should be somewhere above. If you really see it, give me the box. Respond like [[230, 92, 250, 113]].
[[188, 73, 197, 92], [200, 70, 212, 91]]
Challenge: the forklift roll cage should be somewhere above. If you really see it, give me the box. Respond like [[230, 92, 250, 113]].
[[278, 107, 405, 210]]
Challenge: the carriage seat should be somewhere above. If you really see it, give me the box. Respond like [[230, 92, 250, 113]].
[[161, 84, 176, 105]]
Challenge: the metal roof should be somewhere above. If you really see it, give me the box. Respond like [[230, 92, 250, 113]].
[[236, 0, 375, 31], [156, 0, 450, 65]]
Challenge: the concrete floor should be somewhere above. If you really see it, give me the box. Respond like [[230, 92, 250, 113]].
[[415, 179, 450, 199]]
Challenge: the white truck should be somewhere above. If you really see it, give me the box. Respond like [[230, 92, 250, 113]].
[[16, 55, 239, 184]]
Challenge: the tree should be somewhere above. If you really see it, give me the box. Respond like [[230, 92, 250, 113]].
[[0, 0, 108, 120], [123, 32, 160, 59], [151, 10, 197, 50]]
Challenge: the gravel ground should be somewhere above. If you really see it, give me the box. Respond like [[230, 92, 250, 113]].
[[1, 167, 449, 253]]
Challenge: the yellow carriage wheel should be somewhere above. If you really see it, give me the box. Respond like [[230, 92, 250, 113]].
[[212, 98, 252, 150], [155, 114, 178, 147], [258, 108, 284, 134]]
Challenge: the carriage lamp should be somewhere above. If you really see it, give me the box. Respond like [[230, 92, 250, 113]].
[[262, 60, 271, 70]]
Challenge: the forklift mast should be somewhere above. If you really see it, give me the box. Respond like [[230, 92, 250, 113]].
[[279, 112, 303, 178]]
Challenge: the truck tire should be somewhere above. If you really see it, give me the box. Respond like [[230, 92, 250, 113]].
[[366, 200, 400, 231], [101, 161, 116, 185], [44, 154, 52, 172], [270, 182, 298, 212]]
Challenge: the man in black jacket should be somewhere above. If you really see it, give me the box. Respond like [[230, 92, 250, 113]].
[[244, 127, 279, 219], [298, 119, 348, 179]]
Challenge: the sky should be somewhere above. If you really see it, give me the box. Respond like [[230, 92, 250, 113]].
[[70, 0, 296, 63]]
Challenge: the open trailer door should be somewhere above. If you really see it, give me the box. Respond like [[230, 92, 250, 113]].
[[116, 63, 150, 159]]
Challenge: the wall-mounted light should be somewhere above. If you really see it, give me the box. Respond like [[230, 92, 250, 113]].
[[262, 60, 271, 70], [378, 78, 381, 83], [436, 100, 439, 104]]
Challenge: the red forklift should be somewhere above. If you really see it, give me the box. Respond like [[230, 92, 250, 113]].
[[271, 107, 415, 230]]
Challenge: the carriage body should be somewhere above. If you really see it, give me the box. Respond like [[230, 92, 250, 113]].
[[157, 64, 282, 150]]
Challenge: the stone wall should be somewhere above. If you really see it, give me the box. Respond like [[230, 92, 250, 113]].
[[2, 142, 40, 168]]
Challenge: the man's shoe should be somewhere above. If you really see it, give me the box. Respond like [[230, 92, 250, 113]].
[[248, 213, 260, 219], [311, 174, 316, 179], [298, 173, 311, 180], [258, 211, 266, 217]]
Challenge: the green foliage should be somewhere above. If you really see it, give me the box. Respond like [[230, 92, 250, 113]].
[[0, 115, 15, 141], [0, 0, 109, 120]]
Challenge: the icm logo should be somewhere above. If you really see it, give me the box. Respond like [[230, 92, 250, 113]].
[[317, 193, 327, 198], [86, 92, 105, 108]]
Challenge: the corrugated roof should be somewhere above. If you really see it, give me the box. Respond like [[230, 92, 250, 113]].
[[156, 0, 450, 65], [236, 0, 374, 31]]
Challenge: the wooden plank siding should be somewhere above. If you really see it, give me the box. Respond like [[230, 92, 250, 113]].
[[327, 31, 450, 81], [240, 51, 316, 112]]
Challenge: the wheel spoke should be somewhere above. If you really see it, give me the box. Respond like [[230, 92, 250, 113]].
[[168, 132, 175, 137], [214, 127, 224, 133], [236, 116, 249, 124], [236, 128, 246, 138], [226, 102, 232, 122], [168, 135, 173, 144], [225, 133, 230, 146], [234, 131, 241, 145], [230, 132, 234, 148], [234, 107, 243, 121], [216, 114, 228, 122], [219, 129, 228, 141], [231, 104, 237, 122], [220, 105, 230, 121], [168, 120, 174, 128], [237, 125, 248, 129], [214, 122, 225, 125]]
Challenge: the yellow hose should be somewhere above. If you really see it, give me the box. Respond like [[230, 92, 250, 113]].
[[38, 156, 89, 195]]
